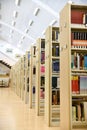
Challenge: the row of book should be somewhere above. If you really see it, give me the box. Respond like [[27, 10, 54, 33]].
[[41, 66, 45, 73], [41, 51, 45, 64], [52, 89, 60, 105], [40, 76, 45, 86], [41, 40, 45, 49], [52, 77, 60, 89], [72, 103, 85, 121], [52, 59, 60, 73], [71, 75, 87, 94], [71, 32, 87, 41], [71, 52, 87, 69], [52, 44, 59, 57], [52, 30, 59, 41]]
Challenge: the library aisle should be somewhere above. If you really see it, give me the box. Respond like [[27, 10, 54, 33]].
[[0, 88, 60, 130]]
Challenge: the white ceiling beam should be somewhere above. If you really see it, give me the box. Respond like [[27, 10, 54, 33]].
[[0, 51, 16, 63], [32, 0, 59, 18], [0, 20, 35, 42]]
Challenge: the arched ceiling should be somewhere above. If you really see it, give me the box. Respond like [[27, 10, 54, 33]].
[[0, 0, 87, 65]]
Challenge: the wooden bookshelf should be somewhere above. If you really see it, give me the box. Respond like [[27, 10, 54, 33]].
[[60, 3, 87, 130], [24, 51, 30, 104], [45, 26, 60, 126], [29, 45, 36, 108], [36, 38, 45, 116]]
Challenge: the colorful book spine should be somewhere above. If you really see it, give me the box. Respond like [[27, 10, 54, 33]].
[[84, 55, 87, 69]]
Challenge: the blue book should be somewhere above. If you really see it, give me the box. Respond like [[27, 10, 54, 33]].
[[80, 76, 87, 94], [84, 55, 87, 69]]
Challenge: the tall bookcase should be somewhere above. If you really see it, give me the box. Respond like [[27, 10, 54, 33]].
[[36, 38, 45, 116], [24, 51, 30, 104], [60, 3, 87, 130], [21, 55, 26, 101], [45, 26, 60, 126], [29, 45, 36, 108]]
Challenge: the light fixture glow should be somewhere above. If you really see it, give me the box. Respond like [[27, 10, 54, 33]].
[[15, 0, 20, 6], [25, 29, 29, 33], [13, 11, 18, 18], [29, 20, 33, 26], [33, 8, 40, 16], [12, 21, 16, 26], [50, 19, 57, 26]]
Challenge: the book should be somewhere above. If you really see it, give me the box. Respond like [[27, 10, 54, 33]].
[[41, 66, 45, 73], [41, 51, 45, 63], [41, 40, 45, 48], [41, 76, 45, 86], [84, 55, 87, 69], [72, 106, 77, 121], [80, 76, 87, 94], [33, 67, 36, 74], [52, 59, 59, 73], [32, 86, 35, 94], [52, 89, 60, 105], [71, 75, 79, 94], [40, 88, 45, 99]]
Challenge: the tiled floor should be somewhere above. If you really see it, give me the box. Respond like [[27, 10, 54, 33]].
[[0, 88, 60, 130], [0, 88, 86, 130]]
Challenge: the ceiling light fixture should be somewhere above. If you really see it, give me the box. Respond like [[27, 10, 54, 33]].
[[13, 11, 18, 18], [42, 29, 45, 35], [29, 20, 34, 26], [33, 8, 40, 16], [25, 29, 29, 33], [12, 21, 16, 26], [21, 36, 25, 40], [10, 29, 14, 34], [15, 0, 20, 6], [50, 19, 57, 26]]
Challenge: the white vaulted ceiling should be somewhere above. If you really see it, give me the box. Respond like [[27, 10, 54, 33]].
[[0, 0, 87, 66]]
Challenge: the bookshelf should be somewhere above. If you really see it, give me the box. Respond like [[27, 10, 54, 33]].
[[24, 51, 30, 104], [45, 26, 60, 126], [60, 3, 87, 130], [29, 45, 36, 108], [21, 55, 26, 101], [36, 38, 45, 116]]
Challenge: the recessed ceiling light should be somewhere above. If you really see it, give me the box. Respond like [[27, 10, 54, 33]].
[[13, 11, 18, 18], [42, 29, 45, 35], [21, 36, 25, 40], [25, 29, 29, 33], [12, 21, 16, 26], [50, 19, 57, 26], [10, 29, 14, 34], [33, 8, 40, 16], [15, 0, 20, 6], [29, 20, 34, 26]]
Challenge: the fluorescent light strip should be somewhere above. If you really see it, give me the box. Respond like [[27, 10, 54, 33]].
[[26, 29, 29, 33], [12, 21, 16, 26], [33, 8, 40, 16], [32, 0, 59, 18], [15, 0, 20, 6], [10, 29, 14, 34], [21, 36, 25, 40], [29, 20, 33, 26], [42, 29, 45, 35], [50, 19, 57, 26], [13, 11, 18, 18]]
